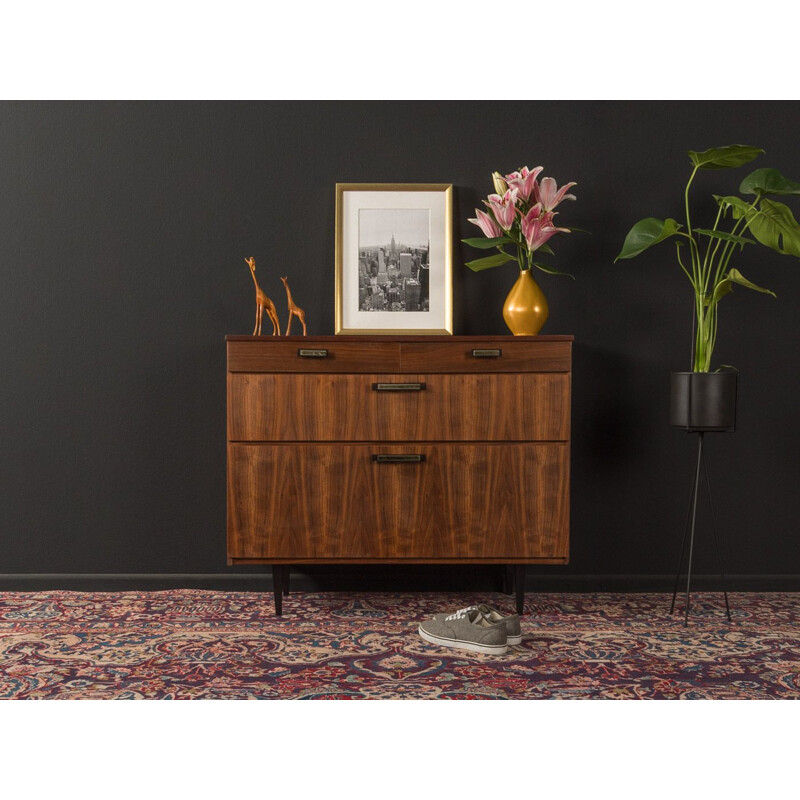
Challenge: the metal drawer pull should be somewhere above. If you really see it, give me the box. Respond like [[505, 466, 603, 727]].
[[372, 454, 426, 463], [471, 348, 502, 358], [297, 348, 329, 358], [372, 382, 426, 392]]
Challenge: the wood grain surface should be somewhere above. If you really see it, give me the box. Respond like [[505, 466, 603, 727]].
[[227, 372, 570, 442], [227, 340, 401, 372], [399, 341, 572, 372], [227, 443, 569, 560]]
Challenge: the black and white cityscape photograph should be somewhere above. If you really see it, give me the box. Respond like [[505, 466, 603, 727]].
[[357, 209, 430, 312]]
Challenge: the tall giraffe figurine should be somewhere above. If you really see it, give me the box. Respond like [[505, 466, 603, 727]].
[[245, 257, 280, 336], [280, 276, 308, 336]]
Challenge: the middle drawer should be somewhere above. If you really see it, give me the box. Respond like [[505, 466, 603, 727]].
[[228, 373, 569, 442]]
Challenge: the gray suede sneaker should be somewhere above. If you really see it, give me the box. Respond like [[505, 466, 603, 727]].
[[433, 604, 522, 646], [418, 607, 508, 655]]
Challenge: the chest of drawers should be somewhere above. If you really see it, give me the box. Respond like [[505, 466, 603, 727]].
[[226, 335, 572, 614]]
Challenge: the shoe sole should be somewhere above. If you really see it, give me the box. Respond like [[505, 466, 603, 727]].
[[418, 625, 508, 655]]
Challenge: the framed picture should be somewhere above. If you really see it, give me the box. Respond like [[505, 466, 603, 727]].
[[335, 183, 453, 335]]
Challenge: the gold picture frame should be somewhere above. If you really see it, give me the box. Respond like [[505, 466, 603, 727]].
[[335, 183, 453, 335]]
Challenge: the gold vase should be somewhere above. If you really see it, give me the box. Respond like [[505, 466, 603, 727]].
[[502, 269, 549, 335]]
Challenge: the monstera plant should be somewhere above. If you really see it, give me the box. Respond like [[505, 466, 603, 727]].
[[616, 144, 800, 373]]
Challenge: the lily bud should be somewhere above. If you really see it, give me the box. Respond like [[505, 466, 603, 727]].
[[491, 171, 508, 195]]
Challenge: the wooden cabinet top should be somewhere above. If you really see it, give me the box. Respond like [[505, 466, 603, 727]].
[[226, 335, 574, 342]]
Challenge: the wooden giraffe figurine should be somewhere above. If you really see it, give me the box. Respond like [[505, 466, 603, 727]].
[[245, 257, 280, 336], [280, 276, 308, 336]]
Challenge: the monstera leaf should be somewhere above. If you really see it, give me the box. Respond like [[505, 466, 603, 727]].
[[714, 194, 752, 215], [735, 198, 800, 257], [614, 217, 682, 261], [694, 228, 754, 247], [709, 268, 776, 306], [739, 168, 800, 196], [688, 145, 764, 170]]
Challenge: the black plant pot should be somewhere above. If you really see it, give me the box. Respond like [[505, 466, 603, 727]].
[[670, 371, 737, 432]]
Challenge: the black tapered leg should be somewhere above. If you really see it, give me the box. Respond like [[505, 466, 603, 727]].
[[283, 565, 290, 596], [271, 565, 283, 616], [515, 566, 526, 615], [503, 564, 515, 595], [703, 450, 732, 622], [682, 433, 704, 626]]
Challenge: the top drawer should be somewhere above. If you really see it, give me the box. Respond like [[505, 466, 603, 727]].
[[399, 341, 571, 372], [228, 341, 400, 372]]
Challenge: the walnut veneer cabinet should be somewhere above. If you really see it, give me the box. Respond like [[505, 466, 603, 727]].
[[226, 335, 572, 615]]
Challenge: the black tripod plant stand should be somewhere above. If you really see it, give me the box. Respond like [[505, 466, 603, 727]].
[[669, 431, 732, 626]]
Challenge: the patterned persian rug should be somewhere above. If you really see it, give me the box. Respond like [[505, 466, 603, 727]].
[[1, 590, 799, 699]]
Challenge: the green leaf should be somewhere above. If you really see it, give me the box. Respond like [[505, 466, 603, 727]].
[[464, 252, 516, 272], [688, 145, 764, 170], [532, 262, 575, 279], [461, 236, 514, 249], [728, 267, 776, 296], [694, 228, 754, 246], [714, 194, 752, 214], [538, 243, 555, 256], [710, 268, 776, 306], [614, 217, 682, 261], [739, 167, 800, 196], [738, 198, 800, 257]]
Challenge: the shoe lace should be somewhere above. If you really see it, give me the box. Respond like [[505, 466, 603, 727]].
[[445, 605, 477, 621]]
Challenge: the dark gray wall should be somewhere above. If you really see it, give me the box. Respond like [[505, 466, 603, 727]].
[[2, 101, 799, 590]]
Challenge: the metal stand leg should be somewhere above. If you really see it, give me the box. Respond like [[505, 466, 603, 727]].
[[670, 456, 700, 615], [682, 433, 704, 626], [515, 566, 525, 615], [703, 452, 731, 622], [669, 432, 733, 626], [271, 565, 283, 616]]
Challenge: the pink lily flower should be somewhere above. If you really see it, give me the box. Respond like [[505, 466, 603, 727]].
[[468, 208, 503, 238], [521, 204, 570, 252], [485, 188, 519, 231], [505, 166, 544, 202], [535, 177, 577, 212]]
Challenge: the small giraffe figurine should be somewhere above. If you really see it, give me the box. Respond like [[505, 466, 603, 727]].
[[280, 276, 308, 336], [245, 257, 280, 336]]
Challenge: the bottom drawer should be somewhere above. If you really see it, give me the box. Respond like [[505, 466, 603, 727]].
[[228, 443, 569, 560]]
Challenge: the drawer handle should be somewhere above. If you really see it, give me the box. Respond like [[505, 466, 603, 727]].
[[471, 348, 502, 358], [372, 454, 426, 463], [298, 348, 329, 358], [372, 382, 426, 392]]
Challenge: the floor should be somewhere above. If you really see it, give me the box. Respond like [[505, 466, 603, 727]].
[[1, 590, 798, 699]]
